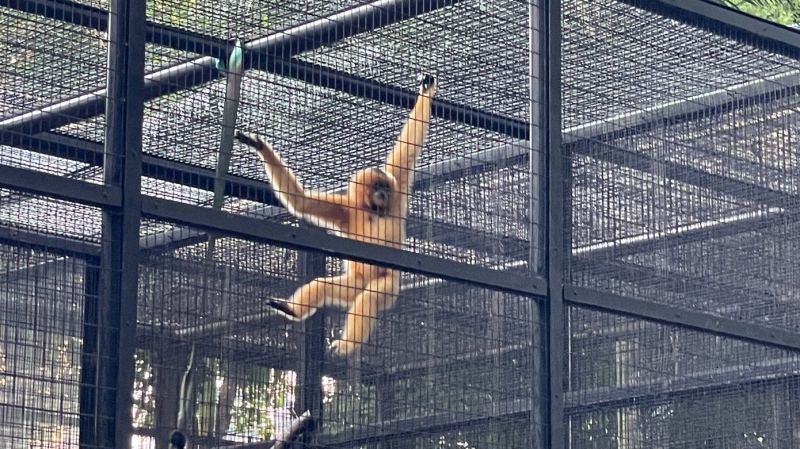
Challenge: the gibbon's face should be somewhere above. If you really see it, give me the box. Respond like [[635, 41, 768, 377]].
[[351, 168, 397, 217]]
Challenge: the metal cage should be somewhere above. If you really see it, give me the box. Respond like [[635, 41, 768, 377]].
[[1, 0, 799, 448]]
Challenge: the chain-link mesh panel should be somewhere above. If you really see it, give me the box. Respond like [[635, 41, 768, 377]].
[[567, 306, 800, 448]]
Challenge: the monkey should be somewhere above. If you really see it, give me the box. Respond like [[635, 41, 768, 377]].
[[234, 73, 437, 356]]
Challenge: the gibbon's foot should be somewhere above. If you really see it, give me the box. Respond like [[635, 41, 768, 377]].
[[234, 131, 263, 152], [417, 73, 436, 94], [267, 300, 302, 321], [329, 338, 357, 357]]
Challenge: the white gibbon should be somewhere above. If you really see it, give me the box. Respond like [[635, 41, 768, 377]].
[[234, 74, 437, 356]]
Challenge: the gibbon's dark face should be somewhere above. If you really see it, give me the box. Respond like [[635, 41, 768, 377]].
[[369, 179, 392, 216], [352, 167, 396, 217]]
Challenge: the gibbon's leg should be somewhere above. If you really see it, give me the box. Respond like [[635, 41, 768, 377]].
[[330, 271, 401, 356], [384, 74, 437, 199], [269, 272, 365, 321]]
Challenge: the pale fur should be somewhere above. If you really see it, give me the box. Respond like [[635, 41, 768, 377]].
[[236, 76, 437, 356]]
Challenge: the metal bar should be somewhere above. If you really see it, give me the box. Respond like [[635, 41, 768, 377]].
[[0, 57, 221, 135], [317, 397, 532, 447], [0, 0, 106, 28], [0, 0, 460, 135], [563, 69, 800, 149], [568, 139, 792, 208], [294, 250, 326, 442], [140, 195, 548, 297], [93, 0, 146, 443], [563, 357, 800, 414], [265, 58, 529, 139], [0, 131, 277, 204], [564, 285, 800, 353], [573, 206, 789, 262], [541, 0, 565, 448], [0, 163, 121, 208], [0, 0, 231, 58], [528, 1, 547, 448], [0, 224, 100, 257], [619, 0, 800, 61], [78, 258, 100, 449], [243, 0, 459, 67]]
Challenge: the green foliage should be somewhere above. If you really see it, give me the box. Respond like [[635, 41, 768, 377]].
[[720, 0, 800, 25]]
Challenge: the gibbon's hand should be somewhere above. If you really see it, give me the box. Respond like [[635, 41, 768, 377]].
[[234, 131, 266, 155], [417, 73, 437, 96]]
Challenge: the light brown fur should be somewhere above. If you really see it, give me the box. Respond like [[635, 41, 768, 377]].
[[235, 75, 437, 356]]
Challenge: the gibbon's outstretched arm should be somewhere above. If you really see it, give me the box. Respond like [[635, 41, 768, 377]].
[[384, 74, 437, 200], [234, 132, 350, 230]]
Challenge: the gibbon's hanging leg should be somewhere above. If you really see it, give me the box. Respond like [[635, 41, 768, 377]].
[[269, 272, 365, 321], [234, 73, 437, 356], [330, 270, 402, 356]]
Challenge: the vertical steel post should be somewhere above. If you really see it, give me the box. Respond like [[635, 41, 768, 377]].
[[545, 0, 565, 446], [295, 249, 327, 444], [94, 0, 146, 444], [79, 258, 100, 449], [531, 0, 564, 447]]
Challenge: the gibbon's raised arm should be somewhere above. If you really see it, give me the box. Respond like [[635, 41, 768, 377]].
[[235, 132, 349, 229], [384, 74, 437, 198]]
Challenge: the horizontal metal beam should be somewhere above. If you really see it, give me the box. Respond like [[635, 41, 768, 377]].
[[265, 58, 529, 140], [620, 0, 800, 61], [1, 131, 277, 203], [564, 284, 800, 353], [140, 195, 547, 297], [564, 69, 800, 150], [0, 224, 100, 257], [573, 207, 788, 261], [0, 57, 222, 135], [0, 163, 121, 208]]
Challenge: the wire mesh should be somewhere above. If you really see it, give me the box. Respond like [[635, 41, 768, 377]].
[[0, 9, 108, 118], [8, 0, 800, 446], [565, 0, 800, 333], [135, 221, 540, 448], [566, 306, 800, 448], [0, 244, 86, 449], [0, 191, 103, 244]]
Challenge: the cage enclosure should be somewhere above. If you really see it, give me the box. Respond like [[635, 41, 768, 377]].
[[1, 0, 800, 448]]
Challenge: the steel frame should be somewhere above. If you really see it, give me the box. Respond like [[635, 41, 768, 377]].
[[2, 0, 800, 447], [543, 0, 565, 447], [74, 0, 147, 445]]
